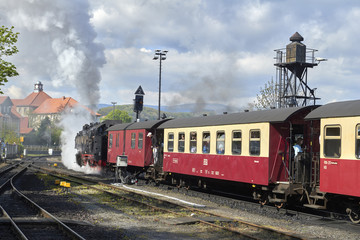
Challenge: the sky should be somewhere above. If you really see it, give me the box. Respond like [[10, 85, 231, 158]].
[[1, 0, 360, 113]]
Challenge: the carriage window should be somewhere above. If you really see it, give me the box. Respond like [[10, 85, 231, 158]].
[[356, 125, 360, 159], [168, 133, 174, 152], [116, 133, 119, 148], [109, 134, 113, 149], [216, 131, 225, 154], [324, 126, 341, 158], [178, 132, 185, 152], [131, 133, 136, 149], [232, 131, 242, 155], [138, 132, 143, 149], [202, 132, 210, 153], [190, 132, 197, 153], [249, 130, 260, 155]]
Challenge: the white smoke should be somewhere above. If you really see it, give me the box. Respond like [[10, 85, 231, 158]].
[[58, 106, 101, 174], [0, 1, 105, 172]]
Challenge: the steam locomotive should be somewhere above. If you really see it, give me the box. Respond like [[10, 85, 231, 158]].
[[75, 99, 360, 223], [75, 120, 122, 167]]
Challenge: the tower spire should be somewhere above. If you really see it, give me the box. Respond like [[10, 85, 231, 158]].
[[34, 81, 43, 92]]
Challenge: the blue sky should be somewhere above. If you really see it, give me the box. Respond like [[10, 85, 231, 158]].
[[1, 0, 360, 112]]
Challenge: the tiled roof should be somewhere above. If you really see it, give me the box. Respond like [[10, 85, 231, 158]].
[[19, 117, 33, 134], [11, 99, 24, 106], [10, 106, 22, 119], [0, 96, 9, 104], [33, 97, 100, 116], [20, 91, 52, 107]]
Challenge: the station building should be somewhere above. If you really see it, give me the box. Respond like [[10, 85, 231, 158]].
[[0, 82, 99, 140]]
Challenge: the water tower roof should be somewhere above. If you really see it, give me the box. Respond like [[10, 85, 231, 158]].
[[290, 32, 304, 42]]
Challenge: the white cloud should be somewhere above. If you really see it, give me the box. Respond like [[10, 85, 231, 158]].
[[6, 85, 24, 99], [1, 0, 360, 111]]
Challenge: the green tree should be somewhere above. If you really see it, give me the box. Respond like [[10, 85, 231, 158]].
[[0, 26, 19, 94], [254, 78, 278, 110], [51, 126, 62, 146], [102, 109, 132, 123], [1, 128, 19, 144], [37, 117, 52, 145]]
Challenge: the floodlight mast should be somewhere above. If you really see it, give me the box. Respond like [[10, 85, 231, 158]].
[[153, 50, 168, 120]]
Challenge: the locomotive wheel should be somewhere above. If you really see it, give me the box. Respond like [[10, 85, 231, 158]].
[[346, 208, 360, 224]]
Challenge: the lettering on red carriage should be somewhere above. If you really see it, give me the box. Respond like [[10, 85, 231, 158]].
[[324, 160, 338, 165], [173, 158, 178, 164], [254, 160, 259, 163], [203, 159, 208, 166]]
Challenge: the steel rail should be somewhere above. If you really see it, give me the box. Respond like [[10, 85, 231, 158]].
[[0, 163, 86, 240], [0, 205, 28, 240], [33, 165, 304, 240]]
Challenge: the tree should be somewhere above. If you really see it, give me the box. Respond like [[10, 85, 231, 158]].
[[102, 109, 132, 123], [0, 26, 19, 94], [37, 117, 52, 145], [1, 128, 19, 144], [254, 78, 278, 110]]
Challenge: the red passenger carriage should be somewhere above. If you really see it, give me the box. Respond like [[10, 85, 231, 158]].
[[306, 100, 360, 222], [159, 106, 318, 203], [106, 119, 170, 180]]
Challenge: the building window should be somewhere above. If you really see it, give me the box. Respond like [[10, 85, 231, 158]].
[[109, 134, 113, 149], [202, 132, 210, 153], [216, 131, 225, 154], [168, 133, 174, 152], [232, 130, 242, 155], [131, 133, 136, 149], [324, 126, 341, 158], [178, 132, 185, 152], [249, 130, 260, 155], [138, 132, 143, 149], [190, 132, 197, 153]]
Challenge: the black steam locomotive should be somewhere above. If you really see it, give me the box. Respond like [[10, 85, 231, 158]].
[[75, 120, 121, 167]]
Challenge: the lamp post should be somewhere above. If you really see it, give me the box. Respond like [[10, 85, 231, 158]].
[[153, 49, 168, 120], [111, 102, 117, 120]]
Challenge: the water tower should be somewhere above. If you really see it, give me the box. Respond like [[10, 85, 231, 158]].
[[274, 32, 321, 108]]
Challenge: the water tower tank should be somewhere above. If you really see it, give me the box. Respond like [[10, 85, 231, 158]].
[[286, 32, 306, 63]]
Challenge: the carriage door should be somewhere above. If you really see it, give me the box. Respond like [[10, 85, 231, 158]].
[[308, 120, 321, 187], [291, 124, 306, 183], [156, 129, 164, 167]]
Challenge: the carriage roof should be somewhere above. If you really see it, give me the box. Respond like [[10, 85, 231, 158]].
[[305, 99, 360, 119], [159, 106, 316, 129], [107, 119, 170, 131]]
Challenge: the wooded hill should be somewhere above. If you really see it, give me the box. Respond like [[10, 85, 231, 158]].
[[98, 104, 214, 121]]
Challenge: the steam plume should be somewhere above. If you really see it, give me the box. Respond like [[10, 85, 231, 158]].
[[0, 1, 105, 172]]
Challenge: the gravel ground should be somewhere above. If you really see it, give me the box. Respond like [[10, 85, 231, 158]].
[[12, 157, 360, 239], [119, 182, 360, 240], [13, 170, 243, 239]]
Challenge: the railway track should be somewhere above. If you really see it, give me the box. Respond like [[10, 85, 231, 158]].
[[31, 165, 304, 240], [0, 163, 86, 240]]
